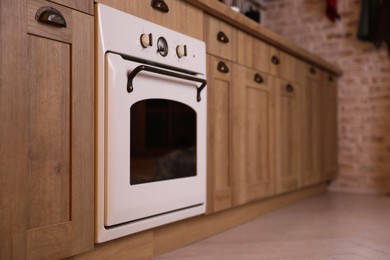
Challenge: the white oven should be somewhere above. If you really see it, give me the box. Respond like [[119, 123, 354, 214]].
[[96, 4, 207, 242]]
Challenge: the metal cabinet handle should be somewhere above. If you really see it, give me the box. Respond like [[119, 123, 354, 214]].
[[217, 31, 229, 44], [127, 65, 206, 102], [254, 73, 263, 84], [151, 0, 169, 13], [271, 55, 280, 65], [286, 84, 294, 93], [310, 67, 316, 75], [217, 61, 229, 73], [35, 6, 66, 28], [328, 75, 334, 82]]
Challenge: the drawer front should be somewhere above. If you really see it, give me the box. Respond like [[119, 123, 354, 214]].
[[205, 14, 237, 61], [28, 0, 73, 43], [269, 47, 297, 82]]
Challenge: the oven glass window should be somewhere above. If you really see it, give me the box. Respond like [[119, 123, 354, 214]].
[[130, 99, 197, 185]]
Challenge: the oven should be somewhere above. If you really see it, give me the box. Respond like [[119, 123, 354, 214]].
[[96, 4, 207, 242]]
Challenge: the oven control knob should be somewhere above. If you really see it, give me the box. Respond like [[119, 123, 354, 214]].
[[176, 45, 187, 58], [157, 37, 168, 57], [140, 33, 153, 48]]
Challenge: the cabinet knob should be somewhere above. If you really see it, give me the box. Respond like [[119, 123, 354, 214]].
[[286, 84, 294, 93], [310, 67, 316, 75], [271, 55, 280, 65], [35, 6, 66, 28], [217, 61, 229, 73], [328, 75, 334, 82], [254, 73, 263, 84], [151, 0, 169, 13], [217, 31, 229, 44]]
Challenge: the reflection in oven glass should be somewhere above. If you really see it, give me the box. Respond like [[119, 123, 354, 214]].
[[130, 99, 197, 184]]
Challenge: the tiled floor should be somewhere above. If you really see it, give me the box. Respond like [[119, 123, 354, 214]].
[[156, 192, 390, 260]]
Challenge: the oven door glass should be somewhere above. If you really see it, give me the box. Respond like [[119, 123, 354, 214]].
[[130, 99, 197, 185], [104, 53, 206, 227]]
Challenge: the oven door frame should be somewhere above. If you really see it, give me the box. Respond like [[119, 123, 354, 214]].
[[96, 52, 206, 242]]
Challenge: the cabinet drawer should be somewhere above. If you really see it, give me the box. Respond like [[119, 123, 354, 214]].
[[269, 47, 297, 82], [48, 0, 93, 15], [205, 14, 237, 61], [27, 0, 73, 43]]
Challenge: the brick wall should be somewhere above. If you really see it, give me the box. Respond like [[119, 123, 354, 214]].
[[264, 0, 390, 194]]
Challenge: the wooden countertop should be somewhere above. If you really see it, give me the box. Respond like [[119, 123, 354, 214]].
[[184, 0, 343, 76]]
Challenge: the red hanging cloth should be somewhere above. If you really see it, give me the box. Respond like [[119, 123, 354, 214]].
[[326, 0, 341, 22]]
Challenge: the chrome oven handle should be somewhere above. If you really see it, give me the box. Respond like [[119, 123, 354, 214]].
[[127, 65, 207, 102]]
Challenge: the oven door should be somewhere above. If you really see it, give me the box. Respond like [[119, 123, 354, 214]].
[[104, 53, 206, 227]]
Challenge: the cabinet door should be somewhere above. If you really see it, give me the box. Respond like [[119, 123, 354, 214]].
[[322, 74, 338, 181], [206, 56, 238, 213], [275, 78, 301, 194], [25, 1, 94, 259], [301, 66, 323, 187], [237, 68, 275, 204]]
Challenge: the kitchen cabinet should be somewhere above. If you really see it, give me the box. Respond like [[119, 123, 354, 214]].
[[205, 14, 237, 61], [206, 55, 243, 213], [269, 47, 297, 82], [0, 0, 94, 259], [301, 65, 323, 186], [301, 65, 338, 187], [236, 67, 275, 204], [274, 78, 301, 194], [1, 0, 341, 258], [322, 73, 338, 181]]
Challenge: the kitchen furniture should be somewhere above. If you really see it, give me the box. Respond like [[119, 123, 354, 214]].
[[0, 0, 341, 259]]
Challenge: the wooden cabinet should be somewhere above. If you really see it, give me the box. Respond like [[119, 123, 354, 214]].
[[301, 66, 322, 186], [95, 0, 204, 40], [269, 47, 297, 82], [206, 55, 239, 213], [274, 78, 301, 194], [300, 65, 338, 187], [1, 0, 94, 259], [322, 74, 338, 181], [205, 14, 237, 61], [236, 67, 275, 204]]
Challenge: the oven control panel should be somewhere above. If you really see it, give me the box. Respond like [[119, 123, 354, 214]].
[[97, 4, 205, 75]]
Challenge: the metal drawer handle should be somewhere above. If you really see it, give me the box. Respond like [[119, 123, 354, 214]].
[[310, 67, 316, 75], [127, 65, 207, 102], [254, 73, 263, 84], [217, 61, 229, 73], [328, 75, 334, 82], [286, 84, 294, 93], [151, 0, 169, 13], [271, 55, 280, 65], [35, 6, 66, 28], [217, 31, 229, 44]]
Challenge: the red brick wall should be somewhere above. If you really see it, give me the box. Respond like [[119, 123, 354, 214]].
[[264, 0, 390, 194]]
